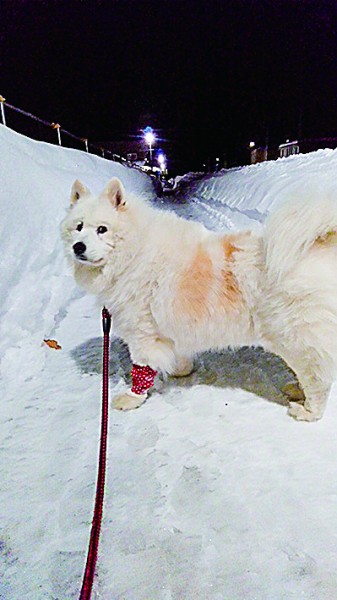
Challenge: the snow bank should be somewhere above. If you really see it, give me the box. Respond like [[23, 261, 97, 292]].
[[186, 149, 337, 232], [0, 125, 154, 598]]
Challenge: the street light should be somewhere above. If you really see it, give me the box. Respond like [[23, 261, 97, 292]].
[[157, 152, 167, 175], [144, 126, 155, 162]]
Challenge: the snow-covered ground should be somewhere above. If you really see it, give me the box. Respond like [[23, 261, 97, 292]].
[[1, 124, 337, 599]]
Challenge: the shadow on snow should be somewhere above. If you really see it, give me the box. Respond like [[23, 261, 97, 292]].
[[71, 338, 298, 408]]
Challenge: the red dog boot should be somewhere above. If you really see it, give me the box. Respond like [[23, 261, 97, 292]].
[[112, 364, 158, 411], [130, 364, 158, 396]]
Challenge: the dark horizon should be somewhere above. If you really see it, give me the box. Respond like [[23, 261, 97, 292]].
[[2, 0, 337, 172]]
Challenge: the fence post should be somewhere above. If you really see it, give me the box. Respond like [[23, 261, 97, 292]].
[[51, 122, 62, 145], [0, 96, 6, 126], [82, 138, 89, 152]]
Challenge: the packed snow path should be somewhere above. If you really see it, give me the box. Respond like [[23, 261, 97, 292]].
[[1, 125, 337, 599]]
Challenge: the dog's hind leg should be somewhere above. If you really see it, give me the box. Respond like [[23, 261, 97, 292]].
[[288, 381, 331, 421], [284, 355, 332, 421]]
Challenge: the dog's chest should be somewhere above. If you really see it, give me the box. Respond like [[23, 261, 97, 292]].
[[101, 275, 153, 335]]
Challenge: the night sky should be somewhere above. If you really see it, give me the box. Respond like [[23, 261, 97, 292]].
[[2, 0, 337, 171]]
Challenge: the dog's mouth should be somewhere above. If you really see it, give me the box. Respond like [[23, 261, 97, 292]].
[[74, 255, 105, 267]]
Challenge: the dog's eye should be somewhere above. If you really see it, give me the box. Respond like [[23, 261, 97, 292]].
[[97, 226, 108, 234], [76, 222, 83, 232]]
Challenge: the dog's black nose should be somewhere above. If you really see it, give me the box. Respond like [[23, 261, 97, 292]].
[[73, 241, 86, 256]]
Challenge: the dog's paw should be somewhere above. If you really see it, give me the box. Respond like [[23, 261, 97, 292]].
[[112, 391, 147, 411], [288, 402, 322, 422]]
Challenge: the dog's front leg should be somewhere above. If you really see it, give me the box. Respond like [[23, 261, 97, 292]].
[[113, 364, 157, 411], [112, 336, 176, 411]]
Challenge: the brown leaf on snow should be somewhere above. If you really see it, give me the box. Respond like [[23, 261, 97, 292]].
[[44, 339, 62, 350]]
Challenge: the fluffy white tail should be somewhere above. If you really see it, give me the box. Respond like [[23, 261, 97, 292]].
[[264, 182, 337, 282]]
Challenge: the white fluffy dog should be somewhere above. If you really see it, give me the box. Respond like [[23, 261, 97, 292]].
[[61, 177, 337, 421]]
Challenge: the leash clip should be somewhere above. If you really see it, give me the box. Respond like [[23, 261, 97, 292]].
[[102, 307, 111, 335]]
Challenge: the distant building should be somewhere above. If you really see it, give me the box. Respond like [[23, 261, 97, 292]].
[[251, 147, 268, 164], [250, 137, 337, 165], [279, 140, 299, 158], [250, 145, 278, 164]]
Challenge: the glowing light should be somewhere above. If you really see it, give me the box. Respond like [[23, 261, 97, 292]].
[[145, 131, 155, 145]]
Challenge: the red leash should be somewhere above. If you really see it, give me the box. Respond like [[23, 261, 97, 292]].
[[79, 307, 111, 600]]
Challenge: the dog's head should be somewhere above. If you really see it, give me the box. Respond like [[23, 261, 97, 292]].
[[60, 177, 127, 268]]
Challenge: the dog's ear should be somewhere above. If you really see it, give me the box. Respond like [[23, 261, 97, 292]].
[[70, 180, 90, 205], [101, 178, 126, 209]]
